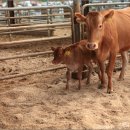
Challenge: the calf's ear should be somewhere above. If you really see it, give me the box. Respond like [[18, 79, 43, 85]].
[[103, 10, 114, 22], [75, 13, 86, 23], [51, 47, 55, 51]]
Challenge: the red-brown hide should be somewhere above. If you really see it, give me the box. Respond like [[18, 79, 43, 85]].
[[51, 40, 96, 90], [75, 7, 130, 93]]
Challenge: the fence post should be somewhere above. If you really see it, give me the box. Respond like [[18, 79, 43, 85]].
[[73, 0, 81, 42], [81, 0, 89, 39], [81, 0, 89, 15], [7, 0, 15, 24]]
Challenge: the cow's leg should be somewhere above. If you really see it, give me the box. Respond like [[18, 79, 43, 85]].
[[118, 51, 128, 81], [66, 68, 71, 90], [86, 63, 93, 85], [77, 67, 82, 90], [98, 61, 107, 89], [106, 53, 116, 94], [97, 67, 101, 81]]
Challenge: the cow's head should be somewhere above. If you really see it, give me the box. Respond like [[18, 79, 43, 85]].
[[75, 10, 114, 50], [51, 47, 64, 64]]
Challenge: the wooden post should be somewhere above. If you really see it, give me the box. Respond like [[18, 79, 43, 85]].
[[73, 0, 81, 42], [72, 0, 88, 80], [7, 0, 15, 24]]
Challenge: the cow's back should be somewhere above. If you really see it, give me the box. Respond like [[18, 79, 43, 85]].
[[111, 7, 130, 52], [64, 43, 84, 65], [64, 40, 92, 65]]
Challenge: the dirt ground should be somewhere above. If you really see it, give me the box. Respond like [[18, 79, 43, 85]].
[[0, 34, 130, 130]]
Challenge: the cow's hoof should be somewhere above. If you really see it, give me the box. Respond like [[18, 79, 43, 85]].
[[107, 88, 113, 94], [78, 86, 81, 90], [86, 80, 90, 85], [98, 83, 106, 89], [65, 86, 69, 90], [117, 77, 124, 81]]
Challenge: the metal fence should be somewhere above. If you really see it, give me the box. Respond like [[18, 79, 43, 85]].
[[0, 5, 75, 46], [81, 2, 130, 39], [0, 5, 75, 81], [82, 2, 130, 12]]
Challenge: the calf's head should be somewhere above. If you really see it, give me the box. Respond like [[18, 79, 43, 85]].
[[51, 47, 64, 64], [75, 10, 114, 50]]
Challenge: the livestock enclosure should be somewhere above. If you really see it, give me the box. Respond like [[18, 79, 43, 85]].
[[0, 2, 130, 130]]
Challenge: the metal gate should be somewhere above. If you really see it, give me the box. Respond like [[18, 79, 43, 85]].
[[81, 2, 130, 39], [0, 5, 75, 81], [0, 5, 75, 46]]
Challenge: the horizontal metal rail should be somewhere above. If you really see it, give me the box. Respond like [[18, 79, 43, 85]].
[[0, 66, 66, 81], [82, 2, 130, 14], [0, 51, 52, 61], [0, 22, 71, 31], [0, 35, 71, 47], [0, 13, 71, 20], [0, 5, 72, 11], [0, 28, 55, 35], [0, 26, 70, 35]]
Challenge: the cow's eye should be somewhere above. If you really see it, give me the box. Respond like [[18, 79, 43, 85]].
[[99, 25, 102, 29]]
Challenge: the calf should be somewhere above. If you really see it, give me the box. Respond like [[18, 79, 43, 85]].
[[51, 40, 96, 90]]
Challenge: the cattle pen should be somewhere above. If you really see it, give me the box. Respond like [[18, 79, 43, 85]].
[[0, 1, 130, 130], [0, 2, 129, 80]]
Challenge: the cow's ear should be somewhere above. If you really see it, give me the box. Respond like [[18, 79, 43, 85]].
[[75, 13, 86, 23], [51, 47, 55, 51], [103, 10, 114, 22]]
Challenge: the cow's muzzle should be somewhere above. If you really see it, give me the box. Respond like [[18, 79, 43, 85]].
[[86, 42, 98, 50]]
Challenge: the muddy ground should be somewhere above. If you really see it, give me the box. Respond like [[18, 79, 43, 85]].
[[0, 31, 130, 130]]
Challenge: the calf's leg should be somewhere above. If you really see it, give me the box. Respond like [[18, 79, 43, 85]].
[[86, 63, 93, 85], [66, 68, 71, 90], [77, 67, 82, 90]]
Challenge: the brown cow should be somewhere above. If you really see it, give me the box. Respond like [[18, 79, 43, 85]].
[[51, 40, 96, 90], [75, 7, 130, 93]]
